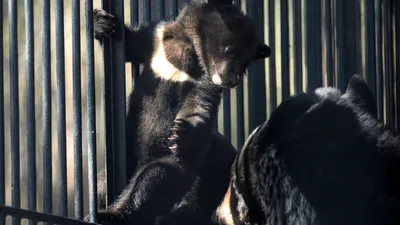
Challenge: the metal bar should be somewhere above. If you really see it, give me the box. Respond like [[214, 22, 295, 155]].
[[383, 0, 393, 126], [267, 0, 277, 111], [306, 0, 322, 92], [235, 83, 244, 150], [9, 0, 20, 224], [131, 0, 140, 88], [100, 0, 115, 208], [280, 0, 290, 100], [375, 0, 383, 120], [234, 0, 244, 150], [292, 0, 302, 93], [86, 0, 98, 222], [42, 0, 52, 223], [42, 0, 53, 221], [223, 89, 231, 142], [131, 0, 139, 26], [0, 0, 4, 224], [214, 116, 218, 131], [343, 1, 361, 87], [111, 0, 127, 197], [396, 0, 400, 131], [72, 0, 83, 220], [25, 0, 37, 224], [354, 2, 362, 75], [0, 205, 98, 225], [169, 0, 178, 19], [144, 0, 151, 23], [323, 0, 334, 86], [127, 0, 139, 185], [156, 0, 165, 20], [246, 0, 267, 131], [334, 0, 345, 91], [55, 0, 68, 217], [364, 0, 377, 96]]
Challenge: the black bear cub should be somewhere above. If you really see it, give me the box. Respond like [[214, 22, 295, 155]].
[[214, 75, 400, 225], [87, 0, 271, 225]]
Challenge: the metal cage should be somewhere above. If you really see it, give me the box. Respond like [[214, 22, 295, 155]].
[[0, 0, 398, 224]]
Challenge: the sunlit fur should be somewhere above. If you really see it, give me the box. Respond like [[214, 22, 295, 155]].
[[216, 185, 235, 225]]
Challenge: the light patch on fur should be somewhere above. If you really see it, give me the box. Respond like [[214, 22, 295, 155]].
[[151, 23, 193, 83], [231, 181, 249, 222], [315, 87, 341, 102], [212, 74, 223, 85], [216, 186, 235, 225]]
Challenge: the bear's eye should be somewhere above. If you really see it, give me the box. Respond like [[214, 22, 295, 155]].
[[224, 46, 235, 57]]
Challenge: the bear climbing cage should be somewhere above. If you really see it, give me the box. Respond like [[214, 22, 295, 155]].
[[0, 0, 398, 224]]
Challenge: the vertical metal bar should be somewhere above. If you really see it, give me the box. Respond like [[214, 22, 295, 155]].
[[131, 0, 140, 89], [333, 1, 361, 93], [139, 0, 151, 85], [9, 0, 20, 224], [246, 0, 267, 131], [127, 0, 139, 183], [323, 0, 334, 86], [365, 0, 376, 96], [375, 0, 383, 120], [334, 0, 345, 91], [55, 0, 68, 217], [156, 0, 165, 20], [267, 0, 277, 111], [292, 0, 302, 93], [343, 1, 361, 87], [72, 0, 83, 220], [236, 83, 244, 150], [383, 0, 394, 126], [42, 0, 52, 223], [223, 89, 231, 142], [144, 0, 151, 23], [86, 0, 97, 222], [111, 0, 127, 198], [306, 0, 322, 92], [100, 0, 115, 208], [280, 0, 290, 99], [396, 0, 400, 131], [131, 0, 139, 26], [0, 0, 4, 224], [169, 0, 178, 19], [224, 0, 234, 141], [25, 0, 36, 224], [234, 0, 244, 149]]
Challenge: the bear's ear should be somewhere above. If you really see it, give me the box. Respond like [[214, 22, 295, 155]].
[[344, 74, 377, 117], [162, 22, 194, 66], [207, 0, 233, 5], [162, 22, 181, 41]]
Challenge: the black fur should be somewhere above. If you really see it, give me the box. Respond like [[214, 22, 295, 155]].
[[88, 1, 270, 225], [215, 74, 400, 225], [93, 0, 271, 87]]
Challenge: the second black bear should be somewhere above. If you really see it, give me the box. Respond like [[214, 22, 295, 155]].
[[214, 75, 400, 225]]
